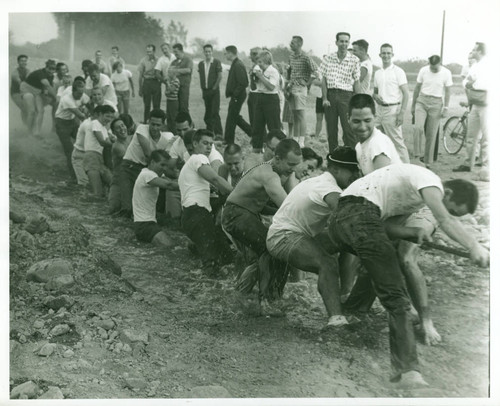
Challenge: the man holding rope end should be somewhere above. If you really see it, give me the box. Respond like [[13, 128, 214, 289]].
[[329, 163, 488, 389]]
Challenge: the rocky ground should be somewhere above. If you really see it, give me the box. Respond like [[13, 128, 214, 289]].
[[7, 88, 491, 401]]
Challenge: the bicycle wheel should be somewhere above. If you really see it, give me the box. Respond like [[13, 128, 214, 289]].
[[443, 116, 466, 155]]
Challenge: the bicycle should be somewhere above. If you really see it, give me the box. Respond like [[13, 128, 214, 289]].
[[442, 102, 469, 155]]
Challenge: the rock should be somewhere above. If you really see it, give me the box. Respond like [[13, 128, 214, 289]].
[[11, 230, 36, 247], [120, 329, 149, 344], [44, 275, 76, 292], [123, 375, 148, 390], [109, 331, 119, 340], [18, 334, 27, 344], [43, 294, 75, 311], [10, 340, 20, 354], [95, 252, 122, 276], [10, 210, 26, 224], [27, 259, 73, 283], [11, 381, 40, 399], [33, 320, 45, 329], [63, 349, 74, 358], [75, 341, 83, 349], [97, 327, 108, 339], [38, 343, 57, 357], [185, 385, 232, 398], [122, 343, 132, 352], [24, 214, 50, 235], [50, 324, 70, 337], [96, 319, 115, 331], [39, 386, 64, 399]]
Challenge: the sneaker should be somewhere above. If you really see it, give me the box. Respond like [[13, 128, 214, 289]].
[[452, 165, 471, 172], [327, 315, 349, 327], [392, 371, 429, 389]]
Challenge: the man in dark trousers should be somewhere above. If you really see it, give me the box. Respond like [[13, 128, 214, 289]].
[[224, 45, 252, 145], [198, 44, 223, 137]]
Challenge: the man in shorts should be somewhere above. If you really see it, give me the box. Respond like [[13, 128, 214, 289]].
[[266, 146, 360, 327], [222, 139, 302, 305], [329, 164, 489, 388], [133, 149, 178, 247]]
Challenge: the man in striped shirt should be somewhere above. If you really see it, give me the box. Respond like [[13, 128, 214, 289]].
[[319, 32, 361, 153]]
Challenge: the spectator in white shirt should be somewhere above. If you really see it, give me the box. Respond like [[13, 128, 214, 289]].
[[352, 39, 373, 95], [373, 43, 410, 163], [111, 61, 135, 115], [85, 63, 118, 109], [411, 55, 453, 167]]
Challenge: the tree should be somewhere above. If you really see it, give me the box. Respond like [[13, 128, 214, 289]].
[[164, 21, 188, 48]]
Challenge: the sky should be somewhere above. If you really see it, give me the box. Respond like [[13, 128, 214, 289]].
[[7, 3, 499, 65]]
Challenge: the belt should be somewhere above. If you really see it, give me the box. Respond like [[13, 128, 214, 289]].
[[328, 88, 353, 92], [379, 102, 401, 106]]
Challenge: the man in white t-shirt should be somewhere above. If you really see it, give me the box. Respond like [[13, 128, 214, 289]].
[[266, 147, 360, 327], [329, 164, 489, 388], [411, 55, 452, 166], [54, 80, 90, 183], [83, 105, 116, 197], [373, 43, 410, 163], [119, 109, 175, 218], [178, 129, 234, 276], [133, 149, 178, 247], [352, 39, 373, 95], [85, 64, 118, 109]]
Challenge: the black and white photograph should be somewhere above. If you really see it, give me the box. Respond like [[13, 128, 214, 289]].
[[2, 1, 499, 404]]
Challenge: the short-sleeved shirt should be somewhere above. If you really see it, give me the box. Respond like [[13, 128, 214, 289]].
[[341, 164, 443, 220], [355, 128, 402, 176], [268, 171, 342, 238], [133, 168, 160, 222], [84, 119, 110, 154], [111, 70, 132, 92], [123, 124, 175, 166], [373, 64, 407, 104], [169, 137, 223, 164], [319, 52, 360, 91], [465, 57, 487, 91], [138, 56, 159, 80], [55, 92, 90, 120], [256, 65, 280, 94], [74, 118, 92, 152], [11, 67, 30, 95], [289, 52, 317, 86], [178, 154, 212, 211], [155, 54, 175, 80], [359, 59, 373, 94], [96, 60, 110, 76], [85, 73, 118, 107], [170, 56, 194, 88], [417, 65, 453, 98], [25, 68, 54, 90]]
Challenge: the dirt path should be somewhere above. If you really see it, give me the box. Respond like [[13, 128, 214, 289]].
[[8, 102, 490, 399]]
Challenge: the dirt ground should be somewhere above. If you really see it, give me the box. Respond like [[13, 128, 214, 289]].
[[7, 64, 490, 401]]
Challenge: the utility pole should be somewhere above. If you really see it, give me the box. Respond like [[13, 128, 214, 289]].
[[69, 20, 75, 62], [440, 10, 446, 63]]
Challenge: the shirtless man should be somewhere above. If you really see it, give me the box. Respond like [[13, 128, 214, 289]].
[[222, 138, 302, 304], [266, 147, 360, 327], [349, 93, 440, 345], [329, 164, 489, 388]]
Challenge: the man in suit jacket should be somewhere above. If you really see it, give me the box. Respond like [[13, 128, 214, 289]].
[[224, 45, 252, 145], [198, 44, 223, 137]]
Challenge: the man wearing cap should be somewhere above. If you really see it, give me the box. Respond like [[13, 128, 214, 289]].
[[266, 146, 360, 327], [411, 55, 452, 167], [373, 44, 410, 163]]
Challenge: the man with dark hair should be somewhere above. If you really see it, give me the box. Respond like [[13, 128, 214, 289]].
[[138, 44, 161, 123], [179, 129, 234, 275], [267, 146, 359, 326], [287, 35, 317, 147], [109, 46, 125, 74], [133, 149, 178, 246], [453, 42, 488, 178], [218, 144, 244, 187], [319, 32, 361, 152], [81, 59, 93, 79], [411, 55, 452, 167], [54, 80, 90, 183], [373, 43, 410, 163], [170, 43, 194, 114], [11, 54, 30, 124], [119, 109, 175, 217], [222, 139, 302, 305], [94, 50, 109, 76], [329, 164, 489, 388], [224, 45, 252, 144], [351, 39, 372, 94], [85, 63, 118, 109], [198, 44, 223, 136], [243, 129, 287, 171]]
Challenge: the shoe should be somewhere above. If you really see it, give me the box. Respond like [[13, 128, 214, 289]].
[[452, 165, 471, 172], [419, 157, 425, 163], [475, 162, 483, 167], [392, 371, 429, 389], [327, 315, 349, 327]]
